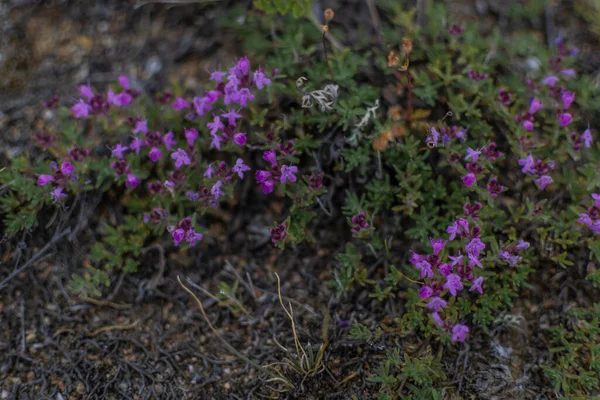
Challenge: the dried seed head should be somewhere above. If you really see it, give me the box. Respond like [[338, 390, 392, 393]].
[[321, 24, 329, 33], [387, 105, 403, 121], [324, 8, 334, 22], [387, 51, 399, 68], [402, 38, 413, 55], [296, 76, 308, 91], [373, 136, 389, 152]]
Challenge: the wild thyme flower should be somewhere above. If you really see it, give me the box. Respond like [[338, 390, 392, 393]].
[[168, 217, 203, 246], [222, 109, 242, 127], [582, 126, 593, 148], [542, 75, 560, 87], [173, 97, 190, 110], [462, 173, 476, 187], [269, 222, 286, 244], [143, 208, 167, 224], [126, 173, 141, 189], [255, 170, 274, 194], [562, 91, 575, 109], [194, 96, 211, 116], [443, 274, 463, 296], [447, 23, 464, 35], [427, 297, 447, 312], [72, 99, 92, 118], [498, 88, 511, 105], [147, 181, 163, 194], [465, 147, 482, 163], [529, 98, 543, 114], [350, 212, 370, 235], [233, 132, 247, 146], [232, 158, 251, 179], [38, 174, 55, 186], [185, 128, 198, 147], [211, 180, 224, 200], [129, 136, 145, 154], [109, 143, 128, 159], [486, 177, 506, 197], [467, 69, 488, 81], [464, 202, 482, 219], [262, 150, 277, 168], [308, 173, 324, 191], [111, 159, 130, 176], [535, 175, 553, 190], [171, 149, 191, 169], [163, 131, 177, 150], [279, 165, 298, 183], [149, 147, 162, 163], [451, 324, 469, 343], [253, 67, 271, 89], [278, 140, 296, 156], [133, 119, 148, 135], [50, 186, 68, 203], [469, 276, 484, 294]]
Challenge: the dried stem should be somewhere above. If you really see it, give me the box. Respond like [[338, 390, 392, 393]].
[[322, 32, 335, 81]]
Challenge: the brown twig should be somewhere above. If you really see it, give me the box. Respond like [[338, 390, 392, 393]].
[[84, 319, 140, 337], [81, 296, 132, 310], [322, 32, 335, 81]]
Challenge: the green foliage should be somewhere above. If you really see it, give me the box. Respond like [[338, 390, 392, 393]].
[[253, 0, 312, 18]]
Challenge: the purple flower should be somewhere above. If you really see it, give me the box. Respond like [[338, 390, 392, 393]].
[[260, 179, 274, 194], [126, 173, 141, 188], [535, 175, 553, 190], [562, 91, 575, 109], [351, 212, 370, 235], [193, 96, 211, 116], [582, 126, 593, 148], [426, 127, 440, 147], [133, 119, 148, 135], [172, 229, 185, 246], [443, 274, 464, 296], [269, 222, 286, 244], [430, 238, 446, 256], [579, 213, 592, 226], [222, 109, 242, 127], [79, 84, 94, 101], [462, 173, 476, 187], [256, 170, 274, 194], [211, 180, 224, 200], [118, 75, 130, 89], [117, 92, 132, 106], [447, 221, 461, 241], [515, 239, 530, 251], [592, 193, 600, 207], [209, 70, 227, 83], [61, 162, 75, 175], [51, 186, 68, 202], [465, 147, 482, 163], [280, 165, 298, 183], [416, 260, 434, 279], [173, 97, 191, 110], [561, 69, 576, 78], [542, 75, 560, 87], [149, 147, 162, 162], [129, 136, 145, 154], [163, 131, 176, 150], [205, 90, 220, 103], [171, 149, 191, 169], [419, 286, 433, 299], [38, 174, 55, 186], [207, 116, 224, 135], [237, 88, 255, 106], [71, 99, 92, 118], [210, 132, 222, 150], [185, 128, 198, 147], [559, 113, 572, 126], [426, 297, 448, 312], [186, 230, 203, 246], [465, 238, 486, 258], [518, 155, 535, 174], [235, 57, 250, 76], [232, 158, 251, 179], [109, 143, 128, 159], [451, 324, 469, 343], [439, 263, 452, 276], [523, 120, 534, 131], [234, 132, 247, 146], [529, 98, 543, 114], [253, 67, 271, 90], [262, 150, 277, 168], [204, 163, 215, 178], [431, 312, 445, 328], [469, 277, 484, 294]]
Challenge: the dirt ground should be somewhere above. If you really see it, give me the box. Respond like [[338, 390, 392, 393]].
[[1, 1, 599, 399]]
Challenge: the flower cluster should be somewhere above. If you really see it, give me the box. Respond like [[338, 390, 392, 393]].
[[460, 144, 505, 198], [517, 155, 554, 190], [167, 217, 203, 246], [350, 212, 370, 235], [37, 161, 77, 202], [255, 149, 298, 195], [71, 76, 139, 118], [578, 193, 600, 234], [426, 125, 466, 148]]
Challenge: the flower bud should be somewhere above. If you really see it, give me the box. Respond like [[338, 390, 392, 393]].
[[324, 8, 334, 22], [402, 38, 413, 55]]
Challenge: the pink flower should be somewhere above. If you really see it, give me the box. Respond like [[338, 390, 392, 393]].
[[38, 174, 55, 186], [523, 120, 534, 131], [279, 165, 298, 183], [173, 97, 190, 110], [451, 324, 469, 342], [529, 98, 543, 114], [61, 162, 75, 175], [233, 132, 247, 146], [171, 149, 191, 169], [462, 173, 476, 187], [443, 274, 464, 296], [232, 158, 251, 179], [469, 277, 484, 294], [559, 113, 572, 126], [262, 150, 277, 168], [71, 99, 92, 118], [51, 186, 68, 202], [79, 84, 94, 101], [562, 91, 575, 109], [133, 119, 148, 135], [118, 75, 130, 90], [126, 173, 141, 188], [185, 128, 198, 147], [163, 131, 176, 150], [535, 175, 553, 190], [149, 147, 162, 162], [269, 222, 286, 244], [430, 238, 446, 256]]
